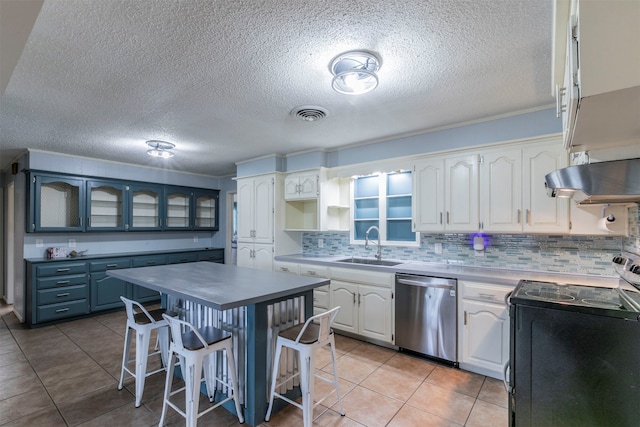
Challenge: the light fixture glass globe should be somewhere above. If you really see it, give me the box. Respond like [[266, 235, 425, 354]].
[[330, 51, 380, 95], [146, 140, 175, 159], [332, 69, 379, 95]]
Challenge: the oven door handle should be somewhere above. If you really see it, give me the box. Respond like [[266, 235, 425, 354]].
[[503, 361, 511, 394], [504, 290, 513, 309]]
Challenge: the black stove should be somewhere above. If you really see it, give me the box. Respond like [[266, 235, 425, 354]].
[[507, 252, 640, 427], [510, 279, 640, 319]]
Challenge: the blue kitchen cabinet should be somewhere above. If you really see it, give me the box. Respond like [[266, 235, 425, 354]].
[[193, 189, 219, 230], [128, 183, 163, 231], [28, 173, 86, 232], [196, 248, 224, 263], [86, 180, 128, 231], [163, 187, 219, 231], [89, 258, 131, 311], [165, 186, 192, 230], [130, 254, 167, 303]]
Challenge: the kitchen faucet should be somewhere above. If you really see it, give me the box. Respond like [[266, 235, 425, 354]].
[[365, 225, 382, 261]]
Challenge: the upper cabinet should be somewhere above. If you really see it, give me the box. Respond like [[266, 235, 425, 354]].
[[479, 143, 570, 234], [284, 172, 319, 200], [29, 174, 86, 232], [413, 154, 479, 232], [27, 171, 219, 233], [283, 169, 351, 232], [237, 174, 274, 244], [552, 0, 640, 151], [413, 137, 570, 234], [129, 183, 163, 231], [86, 180, 128, 231]]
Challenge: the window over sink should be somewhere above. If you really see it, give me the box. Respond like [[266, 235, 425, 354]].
[[351, 171, 419, 246]]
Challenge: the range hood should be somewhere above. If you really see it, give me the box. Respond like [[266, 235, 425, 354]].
[[545, 158, 640, 204]]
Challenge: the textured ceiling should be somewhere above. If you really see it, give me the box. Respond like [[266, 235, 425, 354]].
[[0, 0, 554, 177]]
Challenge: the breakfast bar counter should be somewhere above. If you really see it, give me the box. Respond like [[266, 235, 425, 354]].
[[108, 261, 329, 426]]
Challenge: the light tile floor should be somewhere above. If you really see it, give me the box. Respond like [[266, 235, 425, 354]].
[[0, 302, 507, 426]]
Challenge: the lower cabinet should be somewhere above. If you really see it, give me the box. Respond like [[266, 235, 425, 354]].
[[329, 267, 394, 344], [26, 248, 224, 326], [458, 280, 512, 379], [89, 258, 131, 311], [238, 243, 273, 270]]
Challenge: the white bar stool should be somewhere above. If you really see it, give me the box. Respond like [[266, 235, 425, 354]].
[[118, 296, 171, 407], [159, 314, 244, 427], [265, 306, 345, 427]]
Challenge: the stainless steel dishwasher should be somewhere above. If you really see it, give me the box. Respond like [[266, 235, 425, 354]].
[[395, 273, 457, 364]]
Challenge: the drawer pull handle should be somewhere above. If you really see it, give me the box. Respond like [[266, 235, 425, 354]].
[[56, 293, 70, 297], [146, 261, 156, 265], [56, 280, 70, 285], [308, 271, 316, 276], [56, 268, 70, 273], [478, 293, 496, 300], [106, 264, 118, 268], [281, 267, 289, 272], [55, 308, 70, 313]]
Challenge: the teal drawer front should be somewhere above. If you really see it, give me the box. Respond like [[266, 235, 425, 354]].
[[167, 252, 199, 264], [37, 299, 89, 322], [89, 258, 131, 272], [37, 285, 88, 305], [36, 262, 87, 277], [197, 250, 224, 263], [36, 274, 87, 290], [131, 255, 167, 267]]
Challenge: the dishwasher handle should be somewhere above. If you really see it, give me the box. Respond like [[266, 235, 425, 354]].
[[396, 276, 456, 290]]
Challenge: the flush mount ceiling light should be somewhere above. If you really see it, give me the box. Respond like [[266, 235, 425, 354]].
[[146, 140, 175, 158], [330, 50, 381, 95]]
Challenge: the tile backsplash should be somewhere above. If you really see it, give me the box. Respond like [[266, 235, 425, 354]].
[[303, 205, 640, 276]]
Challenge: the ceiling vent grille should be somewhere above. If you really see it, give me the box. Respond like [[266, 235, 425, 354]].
[[291, 106, 328, 122]]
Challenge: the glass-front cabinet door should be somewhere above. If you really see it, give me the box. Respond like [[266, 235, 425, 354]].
[[129, 184, 162, 230], [86, 180, 127, 231], [30, 174, 85, 232], [165, 187, 192, 230], [194, 189, 219, 230]]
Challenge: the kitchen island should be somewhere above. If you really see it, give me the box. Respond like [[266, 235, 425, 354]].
[[108, 261, 330, 426]]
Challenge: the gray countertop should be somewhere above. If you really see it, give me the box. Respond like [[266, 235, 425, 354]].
[[108, 261, 330, 310], [275, 254, 621, 288]]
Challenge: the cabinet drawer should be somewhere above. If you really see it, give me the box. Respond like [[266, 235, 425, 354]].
[[89, 258, 131, 272], [167, 252, 199, 264], [197, 250, 224, 263], [131, 255, 167, 267], [299, 264, 328, 278], [274, 261, 299, 275], [36, 274, 87, 290], [37, 285, 88, 305], [37, 299, 89, 322], [36, 262, 87, 277], [313, 288, 329, 309], [330, 267, 392, 287], [461, 281, 513, 304]]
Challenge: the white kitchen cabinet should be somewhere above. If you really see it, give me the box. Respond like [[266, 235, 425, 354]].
[[330, 280, 359, 333], [480, 148, 523, 232], [237, 175, 274, 244], [284, 172, 319, 200], [237, 242, 273, 271], [523, 143, 569, 233], [413, 154, 479, 232], [459, 280, 512, 379], [553, 0, 640, 151], [329, 267, 394, 344], [480, 141, 569, 234], [445, 154, 480, 232], [284, 170, 351, 232]]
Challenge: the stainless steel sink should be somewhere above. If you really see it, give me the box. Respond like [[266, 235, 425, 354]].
[[336, 257, 404, 267]]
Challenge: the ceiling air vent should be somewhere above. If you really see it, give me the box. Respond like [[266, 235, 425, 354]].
[[291, 106, 328, 122]]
